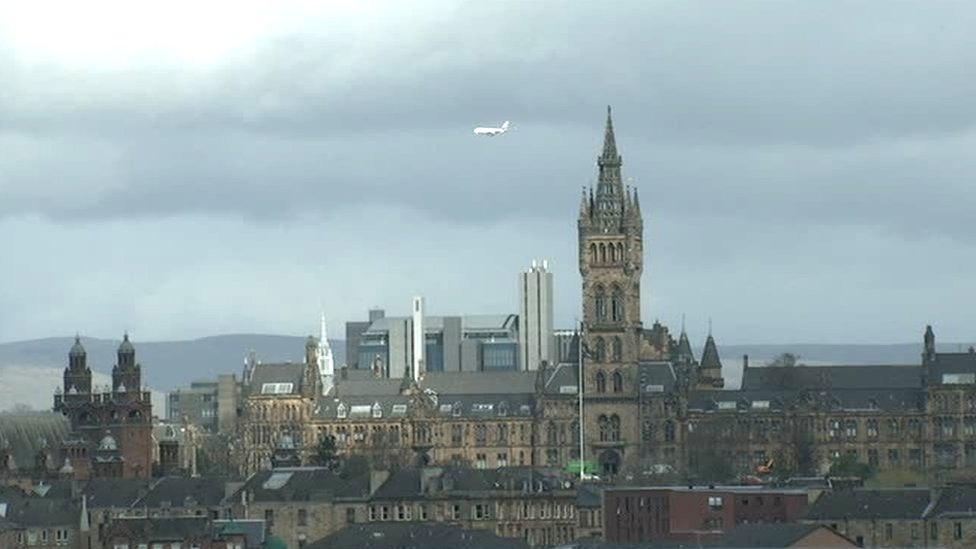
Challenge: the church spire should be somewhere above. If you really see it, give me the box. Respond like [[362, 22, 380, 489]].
[[594, 105, 625, 229]]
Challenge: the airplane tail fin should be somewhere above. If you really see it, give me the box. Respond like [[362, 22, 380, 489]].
[[501, 121, 511, 130]]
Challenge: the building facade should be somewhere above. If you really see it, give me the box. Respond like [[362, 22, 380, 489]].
[[53, 336, 153, 480]]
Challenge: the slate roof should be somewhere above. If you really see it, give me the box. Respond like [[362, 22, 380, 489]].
[[371, 467, 574, 501], [675, 331, 695, 363], [423, 371, 536, 394], [432, 393, 535, 419], [741, 364, 923, 391], [930, 351, 976, 383], [0, 492, 79, 528], [576, 483, 603, 508], [639, 362, 677, 392], [306, 522, 530, 549], [249, 363, 305, 394], [134, 477, 227, 508], [927, 485, 976, 518], [315, 394, 413, 420], [106, 516, 210, 541], [687, 387, 925, 413], [235, 467, 371, 502], [708, 523, 853, 547], [82, 478, 152, 509], [805, 488, 932, 520], [544, 363, 580, 395]]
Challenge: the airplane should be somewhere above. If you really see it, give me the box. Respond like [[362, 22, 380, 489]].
[[473, 120, 511, 136]]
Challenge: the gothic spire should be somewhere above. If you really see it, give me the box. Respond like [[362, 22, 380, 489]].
[[599, 105, 620, 166]]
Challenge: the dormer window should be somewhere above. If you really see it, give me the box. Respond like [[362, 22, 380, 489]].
[[452, 402, 462, 417], [498, 402, 509, 416], [337, 403, 347, 419], [372, 402, 382, 419]]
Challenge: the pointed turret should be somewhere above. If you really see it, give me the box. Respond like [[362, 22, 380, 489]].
[[923, 325, 936, 364], [700, 335, 722, 371], [675, 330, 695, 364]]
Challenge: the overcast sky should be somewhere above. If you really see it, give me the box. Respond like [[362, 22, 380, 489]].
[[1, 1, 975, 346]]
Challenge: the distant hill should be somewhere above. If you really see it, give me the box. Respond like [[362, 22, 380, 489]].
[[1, 334, 961, 409], [0, 334, 346, 398]]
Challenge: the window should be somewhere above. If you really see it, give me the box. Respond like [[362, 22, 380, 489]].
[[845, 419, 858, 438], [867, 419, 879, 438], [707, 496, 723, 510], [931, 522, 938, 540], [612, 337, 622, 362], [497, 453, 508, 467], [868, 449, 879, 467], [474, 503, 490, 520], [596, 371, 606, 393], [475, 424, 487, 446], [885, 523, 893, 540], [396, 504, 411, 521], [297, 509, 308, 526], [611, 286, 623, 322], [381, 506, 390, 520], [610, 415, 621, 442], [828, 420, 840, 439], [595, 338, 606, 362], [476, 453, 487, 469], [911, 523, 919, 540], [452, 505, 462, 520], [497, 424, 508, 444], [888, 448, 900, 465], [664, 421, 676, 443], [595, 287, 607, 321], [346, 508, 356, 524], [612, 372, 623, 393], [419, 505, 428, 520], [955, 522, 963, 540], [264, 509, 274, 527], [451, 425, 463, 445]]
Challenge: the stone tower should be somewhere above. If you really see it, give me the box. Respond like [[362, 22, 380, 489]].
[[578, 106, 643, 475]]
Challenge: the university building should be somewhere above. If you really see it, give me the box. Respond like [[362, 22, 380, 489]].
[[234, 107, 976, 483]]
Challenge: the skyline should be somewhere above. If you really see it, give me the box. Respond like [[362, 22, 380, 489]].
[[2, 2, 976, 345]]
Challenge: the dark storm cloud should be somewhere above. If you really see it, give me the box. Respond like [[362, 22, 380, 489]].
[[2, 1, 976, 344]]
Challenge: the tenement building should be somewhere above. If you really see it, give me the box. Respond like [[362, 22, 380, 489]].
[[234, 107, 976, 482]]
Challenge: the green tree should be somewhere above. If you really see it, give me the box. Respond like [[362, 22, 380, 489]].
[[313, 434, 339, 470], [828, 453, 876, 481]]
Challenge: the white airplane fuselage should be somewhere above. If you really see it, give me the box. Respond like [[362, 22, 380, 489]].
[[473, 121, 510, 136]]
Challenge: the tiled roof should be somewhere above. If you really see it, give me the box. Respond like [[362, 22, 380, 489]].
[[687, 388, 924, 413], [805, 488, 932, 520]]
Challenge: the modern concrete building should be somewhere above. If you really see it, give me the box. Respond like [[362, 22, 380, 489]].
[[519, 260, 554, 371], [166, 374, 238, 434], [413, 297, 425, 382], [346, 309, 385, 369], [356, 313, 519, 376]]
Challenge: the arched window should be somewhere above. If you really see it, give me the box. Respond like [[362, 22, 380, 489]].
[[610, 244, 617, 262], [642, 420, 655, 442], [595, 337, 606, 362], [595, 286, 607, 321], [610, 415, 621, 442], [547, 422, 557, 445], [599, 415, 610, 442], [475, 424, 487, 446], [595, 371, 607, 393], [612, 337, 623, 362], [599, 243, 607, 263], [612, 371, 623, 393], [616, 243, 624, 263], [665, 421, 676, 442], [589, 243, 597, 265], [611, 285, 623, 322]]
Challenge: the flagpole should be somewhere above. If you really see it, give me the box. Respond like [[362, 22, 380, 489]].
[[578, 318, 584, 480]]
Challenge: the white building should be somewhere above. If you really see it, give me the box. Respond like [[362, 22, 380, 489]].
[[518, 259, 554, 371]]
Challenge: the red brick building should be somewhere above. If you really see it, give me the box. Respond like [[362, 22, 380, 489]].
[[53, 335, 153, 479], [603, 485, 809, 543]]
